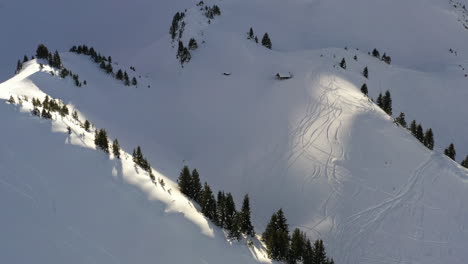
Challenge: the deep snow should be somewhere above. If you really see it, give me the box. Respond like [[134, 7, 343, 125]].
[[1, 0, 468, 263]]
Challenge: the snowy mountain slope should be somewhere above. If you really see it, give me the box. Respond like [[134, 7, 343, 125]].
[[2, 0, 468, 263], [0, 64, 270, 264]]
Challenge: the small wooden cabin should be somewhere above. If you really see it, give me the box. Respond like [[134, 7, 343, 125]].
[[275, 72, 293, 80]]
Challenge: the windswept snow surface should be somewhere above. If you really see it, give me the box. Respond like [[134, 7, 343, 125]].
[[2, 0, 468, 263]]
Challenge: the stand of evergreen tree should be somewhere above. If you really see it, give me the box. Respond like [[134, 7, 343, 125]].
[[262, 209, 290, 261], [444, 143, 456, 160], [112, 139, 121, 159], [132, 146, 154, 179], [381, 53, 392, 64]]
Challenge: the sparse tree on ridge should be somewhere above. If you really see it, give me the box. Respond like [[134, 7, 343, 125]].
[[339, 58, 346, 69], [395, 112, 407, 127], [363, 66, 369, 78], [444, 143, 456, 160], [361, 83, 368, 96], [112, 139, 121, 159], [262, 33, 272, 49]]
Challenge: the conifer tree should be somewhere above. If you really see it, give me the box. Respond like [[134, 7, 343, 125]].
[[312, 240, 327, 264], [8, 95, 15, 104], [41, 109, 52, 119], [124, 71, 129, 86], [461, 156, 468, 169], [376, 93, 383, 108], [416, 124, 424, 143], [410, 120, 417, 137], [303, 239, 314, 264], [444, 143, 456, 160], [224, 193, 237, 234], [72, 110, 79, 121], [217, 191, 227, 228], [255, 36, 259, 43], [112, 139, 121, 159], [23, 55, 29, 63], [84, 120, 91, 132], [423, 128, 434, 150], [372, 48, 380, 58], [116, 69, 124, 80], [262, 33, 272, 49], [178, 165, 192, 197], [60, 105, 69, 117], [360, 83, 368, 96], [240, 194, 255, 237], [248, 27, 254, 39], [395, 112, 407, 127], [36, 44, 50, 59], [363, 66, 369, 78], [339, 58, 346, 69], [15, 60, 22, 74], [188, 38, 198, 50], [289, 228, 306, 264], [263, 209, 290, 261], [201, 182, 217, 223], [132, 77, 138, 86], [94, 129, 109, 153], [191, 169, 203, 203], [382, 90, 392, 115]]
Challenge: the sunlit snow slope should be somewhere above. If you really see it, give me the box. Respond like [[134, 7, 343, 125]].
[[1, 0, 468, 263]]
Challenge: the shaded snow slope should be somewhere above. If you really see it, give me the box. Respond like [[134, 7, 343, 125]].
[[0, 64, 270, 264]]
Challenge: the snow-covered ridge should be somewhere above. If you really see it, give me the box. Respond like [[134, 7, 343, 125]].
[[0, 59, 271, 264]]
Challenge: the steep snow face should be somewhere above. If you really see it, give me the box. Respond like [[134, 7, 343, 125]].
[[2, 0, 468, 263], [0, 65, 270, 264]]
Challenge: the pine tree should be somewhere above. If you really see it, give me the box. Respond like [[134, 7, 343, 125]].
[[178, 165, 192, 197], [23, 55, 29, 63], [461, 155, 468, 169], [262, 209, 290, 261], [395, 112, 407, 127], [217, 191, 227, 228], [72, 110, 79, 121], [123, 71, 129, 85], [240, 194, 255, 237], [255, 36, 259, 43], [116, 69, 124, 80], [416, 124, 424, 143], [312, 240, 327, 264], [36, 44, 50, 59], [201, 182, 217, 223], [132, 77, 138, 86], [7, 95, 15, 104], [423, 128, 434, 150], [225, 193, 237, 235], [191, 169, 203, 203], [363, 66, 369, 78], [248, 27, 254, 39], [84, 120, 91, 132], [15, 60, 23, 74], [188, 38, 198, 50], [382, 90, 392, 116], [52, 50, 62, 68], [262, 33, 272, 49], [339, 58, 346, 69], [41, 109, 52, 119], [410, 120, 417, 137], [444, 143, 456, 160], [360, 83, 368, 96], [60, 105, 69, 117], [372, 48, 380, 58], [112, 139, 120, 159], [303, 239, 314, 264], [289, 228, 306, 264], [376, 93, 383, 108], [133, 146, 144, 165], [94, 129, 109, 153]]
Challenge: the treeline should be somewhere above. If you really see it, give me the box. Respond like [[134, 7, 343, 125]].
[[370, 48, 392, 64], [359, 80, 468, 166], [247, 27, 272, 49], [70, 45, 138, 86], [177, 165, 334, 264]]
